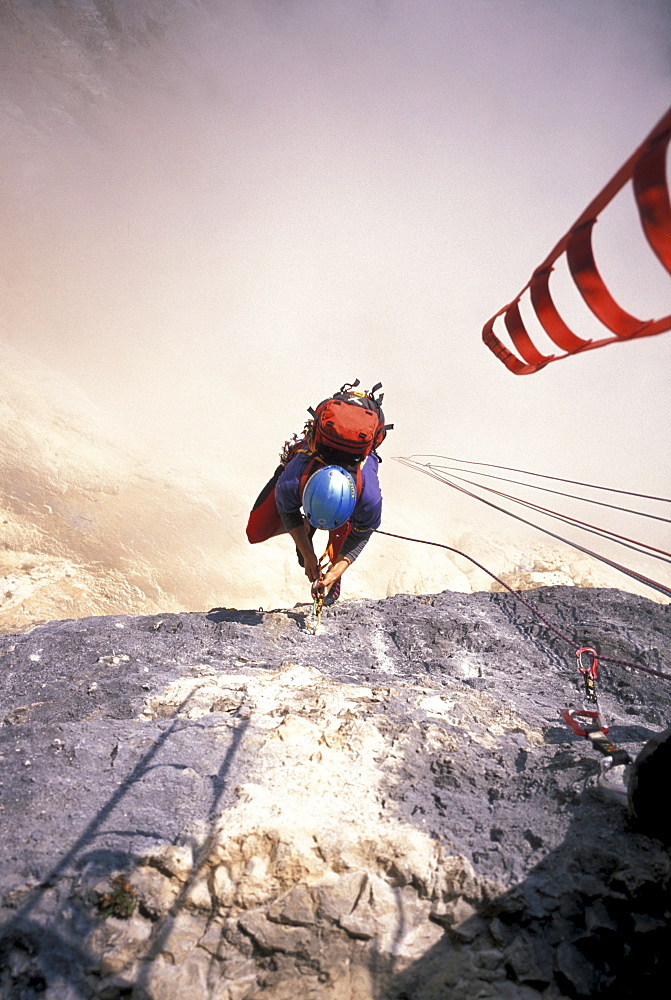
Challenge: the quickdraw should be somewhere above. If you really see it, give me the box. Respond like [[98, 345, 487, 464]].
[[561, 646, 632, 798], [305, 590, 324, 634], [577, 645, 605, 728], [305, 554, 331, 634], [279, 421, 314, 466], [373, 527, 667, 817]]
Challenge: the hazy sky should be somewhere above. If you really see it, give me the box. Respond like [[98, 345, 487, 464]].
[[1, 0, 670, 592]]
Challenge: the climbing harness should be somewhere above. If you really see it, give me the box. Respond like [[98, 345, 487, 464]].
[[483, 105, 671, 374], [560, 647, 632, 799]]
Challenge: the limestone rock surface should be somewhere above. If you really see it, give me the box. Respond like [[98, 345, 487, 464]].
[[0, 586, 670, 999]]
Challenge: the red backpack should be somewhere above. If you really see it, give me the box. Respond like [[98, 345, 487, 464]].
[[308, 381, 392, 460], [276, 381, 392, 503]]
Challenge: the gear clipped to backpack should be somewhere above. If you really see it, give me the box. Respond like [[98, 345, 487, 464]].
[[308, 380, 393, 462]]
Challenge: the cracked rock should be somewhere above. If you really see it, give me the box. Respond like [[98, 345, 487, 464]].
[[1, 586, 670, 998]]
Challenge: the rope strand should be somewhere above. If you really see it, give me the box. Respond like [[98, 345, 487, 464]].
[[432, 469, 671, 562], [412, 460, 671, 525], [396, 458, 671, 600], [407, 454, 671, 505], [376, 528, 671, 681]]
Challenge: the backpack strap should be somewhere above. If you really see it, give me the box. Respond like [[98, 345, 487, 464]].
[[352, 462, 363, 499], [298, 453, 323, 499], [326, 522, 352, 565]]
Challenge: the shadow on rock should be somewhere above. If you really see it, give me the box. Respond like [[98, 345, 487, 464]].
[[206, 607, 266, 626], [380, 791, 671, 1000], [0, 694, 249, 1000]]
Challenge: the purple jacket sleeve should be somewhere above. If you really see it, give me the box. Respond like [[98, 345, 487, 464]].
[[340, 455, 382, 562], [275, 453, 311, 531]]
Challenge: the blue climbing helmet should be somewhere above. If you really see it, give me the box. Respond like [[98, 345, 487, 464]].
[[302, 465, 357, 530]]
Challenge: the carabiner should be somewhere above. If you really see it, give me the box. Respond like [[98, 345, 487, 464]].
[[306, 573, 326, 634], [576, 646, 599, 679]]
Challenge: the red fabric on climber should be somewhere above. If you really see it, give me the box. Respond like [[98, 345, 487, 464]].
[[246, 467, 283, 544]]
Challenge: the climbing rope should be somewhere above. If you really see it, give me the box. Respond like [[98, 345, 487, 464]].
[[395, 457, 671, 601], [375, 527, 671, 680], [376, 526, 668, 796], [416, 469, 671, 563], [408, 455, 671, 518]]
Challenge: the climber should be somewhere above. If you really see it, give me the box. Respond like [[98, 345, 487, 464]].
[[246, 381, 391, 604], [275, 454, 382, 605]]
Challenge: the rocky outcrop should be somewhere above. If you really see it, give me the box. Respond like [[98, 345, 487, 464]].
[[0, 586, 669, 999]]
